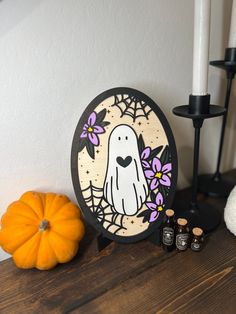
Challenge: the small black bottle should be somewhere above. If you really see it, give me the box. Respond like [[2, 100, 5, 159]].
[[175, 218, 190, 252], [191, 227, 204, 252], [161, 209, 175, 252]]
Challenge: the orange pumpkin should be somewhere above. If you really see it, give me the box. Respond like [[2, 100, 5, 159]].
[[0, 191, 85, 270]]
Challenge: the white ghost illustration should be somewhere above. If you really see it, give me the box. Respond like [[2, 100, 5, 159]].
[[103, 124, 148, 216]]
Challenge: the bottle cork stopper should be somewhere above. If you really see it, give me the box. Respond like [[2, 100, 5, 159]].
[[192, 227, 203, 236], [177, 218, 187, 226], [166, 209, 174, 217]]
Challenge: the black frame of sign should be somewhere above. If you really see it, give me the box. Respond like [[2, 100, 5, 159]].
[[71, 87, 178, 243]]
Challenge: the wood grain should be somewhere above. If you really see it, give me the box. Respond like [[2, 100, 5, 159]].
[[76, 228, 236, 314], [0, 171, 236, 314]]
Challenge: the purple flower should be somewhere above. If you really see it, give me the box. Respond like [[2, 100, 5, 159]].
[[144, 157, 171, 190], [141, 147, 151, 168], [80, 112, 105, 146], [146, 192, 164, 222]]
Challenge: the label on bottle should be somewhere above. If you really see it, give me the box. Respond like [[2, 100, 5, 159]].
[[176, 233, 189, 250], [162, 227, 174, 246], [191, 242, 201, 251]]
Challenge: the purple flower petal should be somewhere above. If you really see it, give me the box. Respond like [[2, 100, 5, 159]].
[[160, 174, 171, 187], [93, 125, 105, 134], [83, 123, 88, 131], [152, 157, 162, 172], [149, 211, 159, 222], [155, 192, 163, 205], [142, 160, 150, 168], [146, 202, 157, 210], [88, 132, 99, 146], [162, 163, 172, 173], [80, 131, 87, 138], [88, 112, 96, 126], [141, 147, 151, 159], [144, 169, 155, 179], [150, 178, 159, 190]]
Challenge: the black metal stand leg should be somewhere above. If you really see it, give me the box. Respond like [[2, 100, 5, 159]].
[[97, 231, 161, 251], [173, 119, 222, 233], [173, 94, 225, 233], [198, 74, 235, 197], [198, 49, 236, 198], [97, 233, 113, 252], [190, 120, 203, 210], [214, 75, 233, 178], [147, 229, 161, 246]]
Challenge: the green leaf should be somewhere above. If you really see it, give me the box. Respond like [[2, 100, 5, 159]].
[[100, 121, 110, 127], [96, 109, 107, 123], [137, 209, 150, 218], [147, 146, 163, 161], [138, 134, 145, 154], [160, 145, 171, 165], [143, 215, 149, 223], [86, 140, 95, 159], [78, 139, 87, 152], [150, 191, 156, 202], [159, 185, 166, 199]]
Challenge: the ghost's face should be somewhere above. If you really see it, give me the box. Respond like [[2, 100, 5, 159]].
[[103, 125, 148, 216]]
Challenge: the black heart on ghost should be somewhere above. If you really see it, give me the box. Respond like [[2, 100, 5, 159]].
[[116, 156, 132, 168]]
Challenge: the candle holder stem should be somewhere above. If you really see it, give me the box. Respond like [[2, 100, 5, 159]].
[[198, 49, 236, 197], [215, 75, 233, 177], [191, 119, 203, 208], [173, 94, 225, 233]]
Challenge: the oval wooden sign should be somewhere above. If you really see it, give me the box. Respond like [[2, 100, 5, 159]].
[[71, 87, 178, 243]]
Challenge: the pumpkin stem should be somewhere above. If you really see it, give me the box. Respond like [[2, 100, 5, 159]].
[[39, 219, 50, 232]]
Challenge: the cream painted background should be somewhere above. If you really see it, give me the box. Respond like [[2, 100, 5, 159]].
[[0, 0, 235, 261]]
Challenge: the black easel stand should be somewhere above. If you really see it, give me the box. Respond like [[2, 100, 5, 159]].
[[173, 94, 226, 233], [96, 230, 161, 252], [198, 48, 236, 197], [97, 233, 113, 251]]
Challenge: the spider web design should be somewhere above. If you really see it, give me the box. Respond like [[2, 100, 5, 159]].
[[82, 181, 127, 234], [112, 94, 152, 122]]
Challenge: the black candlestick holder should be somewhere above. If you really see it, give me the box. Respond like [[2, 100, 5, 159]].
[[198, 48, 236, 197], [173, 94, 226, 233]]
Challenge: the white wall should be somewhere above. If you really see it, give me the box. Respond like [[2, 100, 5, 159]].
[[0, 0, 235, 261]]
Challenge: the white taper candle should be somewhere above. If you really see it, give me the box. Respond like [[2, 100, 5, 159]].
[[192, 0, 211, 96], [228, 0, 236, 48]]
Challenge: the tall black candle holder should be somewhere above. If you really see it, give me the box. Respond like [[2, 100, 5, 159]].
[[198, 48, 236, 197], [173, 94, 226, 233]]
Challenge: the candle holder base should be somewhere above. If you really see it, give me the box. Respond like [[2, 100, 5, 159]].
[[198, 173, 235, 198], [210, 47, 236, 77], [210, 61, 236, 75], [173, 199, 221, 233], [173, 104, 225, 120], [227, 169, 236, 184]]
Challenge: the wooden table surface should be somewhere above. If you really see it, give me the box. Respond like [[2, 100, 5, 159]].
[[1, 173, 236, 314]]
